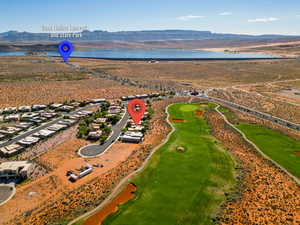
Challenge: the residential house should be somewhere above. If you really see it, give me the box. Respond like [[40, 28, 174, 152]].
[[32, 105, 47, 111], [95, 117, 107, 123], [90, 99, 106, 104], [0, 161, 34, 179], [119, 131, 144, 143], [33, 129, 55, 139], [4, 114, 19, 122], [18, 106, 31, 112], [18, 136, 40, 146], [50, 103, 63, 109], [88, 130, 102, 140], [0, 144, 25, 157], [0, 127, 22, 136], [47, 124, 67, 131], [15, 122, 33, 130]]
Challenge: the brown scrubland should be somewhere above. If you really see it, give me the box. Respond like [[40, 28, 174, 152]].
[[0, 56, 150, 107], [71, 58, 300, 89], [209, 88, 300, 123], [204, 109, 300, 224]]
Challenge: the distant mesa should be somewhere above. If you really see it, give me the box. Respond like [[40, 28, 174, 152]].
[[0, 30, 300, 42], [26, 51, 47, 56]]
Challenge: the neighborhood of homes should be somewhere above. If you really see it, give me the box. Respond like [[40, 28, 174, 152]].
[[0, 93, 163, 184]]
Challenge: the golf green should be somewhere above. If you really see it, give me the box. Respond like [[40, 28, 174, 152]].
[[102, 103, 236, 225], [180, 104, 199, 112]]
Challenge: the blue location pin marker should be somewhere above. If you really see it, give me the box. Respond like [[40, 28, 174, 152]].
[[58, 40, 73, 62]]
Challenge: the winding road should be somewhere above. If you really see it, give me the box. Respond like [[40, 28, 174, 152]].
[[78, 111, 129, 157]]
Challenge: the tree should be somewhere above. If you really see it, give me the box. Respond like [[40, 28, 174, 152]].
[[102, 126, 112, 135], [101, 102, 110, 111], [108, 115, 121, 125], [79, 101, 87, 107], [99, 135, 108, 144]]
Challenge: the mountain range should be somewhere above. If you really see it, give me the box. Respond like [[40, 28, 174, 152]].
[[1, 30, 299, 42]]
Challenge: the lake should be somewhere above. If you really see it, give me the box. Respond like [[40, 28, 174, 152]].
[[0, 48, 277, 59]]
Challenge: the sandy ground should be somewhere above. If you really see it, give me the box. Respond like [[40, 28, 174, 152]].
[[0, 79, 150, 107], [70, 57, 300, 90], [0, 56, 151, 107], [200, 41, 300, 57], [277, 89, 300, 102]]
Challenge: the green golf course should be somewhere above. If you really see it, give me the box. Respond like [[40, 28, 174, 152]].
[[236, 123, 300, 179], [101, 103, 236, 225]]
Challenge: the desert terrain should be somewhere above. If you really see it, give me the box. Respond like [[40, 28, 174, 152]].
[[0, 44, 300, 225], [70, 57, 300, 89], [0, 56, 150, 107], [202, 40, 300, 57]]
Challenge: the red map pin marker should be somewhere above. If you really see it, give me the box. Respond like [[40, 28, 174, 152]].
[[128, 99, 146, 125]]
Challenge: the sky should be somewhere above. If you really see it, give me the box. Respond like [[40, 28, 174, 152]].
[[1, 0, 300, 35]]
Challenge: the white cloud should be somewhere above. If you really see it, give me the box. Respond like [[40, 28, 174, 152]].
[[248, 17, 279, 23], [177, 15, 205, 21], [219, 12, 232, 16]]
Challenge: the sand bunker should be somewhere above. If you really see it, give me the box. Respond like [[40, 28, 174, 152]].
[[195, 110, 203, 117], [200, 103, 209, 107], [169, 118, 184, 123], [176, 146, 186, 152], [83, 183, 137, 225]]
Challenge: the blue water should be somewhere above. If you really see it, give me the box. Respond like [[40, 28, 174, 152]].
[[0, 48, 277, 59]]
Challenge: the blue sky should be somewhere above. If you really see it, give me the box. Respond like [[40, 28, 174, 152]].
[[1, 0, 300, 34]]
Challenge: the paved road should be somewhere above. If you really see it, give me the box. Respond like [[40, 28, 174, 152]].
[[79, 111, 129, 157], [0, 104, 100, 149], [0, 185, 15, 206]]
